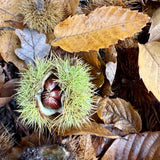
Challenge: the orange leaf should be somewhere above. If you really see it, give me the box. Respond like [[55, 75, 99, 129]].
[[52, 6, 149, 52]]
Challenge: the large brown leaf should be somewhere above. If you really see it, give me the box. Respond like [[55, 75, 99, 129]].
[[96, 97, 142, 133], [138, 41, 160, 101], [52, 6, 149, 52], [102, 132, 160, 160], [59, 122, 119, 139]]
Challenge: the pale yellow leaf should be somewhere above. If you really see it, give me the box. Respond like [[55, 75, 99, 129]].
[[138, 41, 160, 101], [149, 8, 160, 41], [52, 6, 149, 52], [96, 96, 142, 133]]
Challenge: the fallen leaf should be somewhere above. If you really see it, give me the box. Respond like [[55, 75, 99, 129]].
[[149, 8, 160, 41], [59, 122, 119, 139], [106, 62, 117, 85], [0, 0, 21, 28], [138, 41, 160, 101], [52, 6, 149, 52], [15, 28, 51, 66], [62, 0, 79, 17], [0, 31, 26, 70], [0, 78, 19, 97], [78, 135, 97, 160], [0, 97, 12, 108], [102, 131, 160, 160], [0, 66, 5, 87], [96, 96, 142, 133]]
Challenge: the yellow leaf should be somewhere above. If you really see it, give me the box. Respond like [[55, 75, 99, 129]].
[[138, 41, 160, 101], [52, 6, 149, 52], [96, 96, 142, 134]]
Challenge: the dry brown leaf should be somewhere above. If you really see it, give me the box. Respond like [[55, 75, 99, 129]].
[[96, 96, 142, 133], [59, 122, 119, 139], [78, 135, 97, 160], [0, 0, 21, 27], [0, 0, 26, 70], [0, 31, 26, 70], [102, 131, 160, 160], [0, 97, 12, 107], [52, 6, 149, 52], [0, 66, 5, 87], [149, 8, 160, 41], [138, 41, 160, 101], [62, 0, 79, 17], [0, 78, 19, 97]]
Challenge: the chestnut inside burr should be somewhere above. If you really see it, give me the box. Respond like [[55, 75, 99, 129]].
[[41, 75, 62, 110]]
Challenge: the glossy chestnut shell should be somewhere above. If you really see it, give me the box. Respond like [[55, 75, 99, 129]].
[[41, 75, 62, 109]]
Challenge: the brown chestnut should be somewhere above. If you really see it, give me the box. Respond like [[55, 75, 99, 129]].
[[41, 74, 61, 110], [44, 75, 57, 91]]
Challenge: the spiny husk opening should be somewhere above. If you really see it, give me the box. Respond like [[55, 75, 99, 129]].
[[16, 56, 96, 133]]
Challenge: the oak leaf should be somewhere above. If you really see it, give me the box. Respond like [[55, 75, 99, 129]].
[[52, 6, 149, 52], [102, 132, 160, 160], [96, 96, 142, 133], [15, 28, 51, 66], [138, 41, 160, 101]]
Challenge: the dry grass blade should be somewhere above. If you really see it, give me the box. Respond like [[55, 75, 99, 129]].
[[96, 97, 142, 134], [52, 6, 149, 52], [102, 132, 160, 160], [138, 41, 160, 101]]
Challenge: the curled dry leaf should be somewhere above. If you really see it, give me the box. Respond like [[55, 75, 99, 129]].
[[58, 122, 119, 139], [102, 131, 160, 160], [52, 6, 149, 52], [106, 62, 117, 85], [149, 8, 160, 41], [138, 41, 160, 101], [96, 96, 142, 134], [15, 28, 51, 66]]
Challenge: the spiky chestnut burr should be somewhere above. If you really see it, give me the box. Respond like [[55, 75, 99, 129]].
[[0, 126, 14, 157], [16, 56, 95, 133], [20, 0, 64, 33]]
